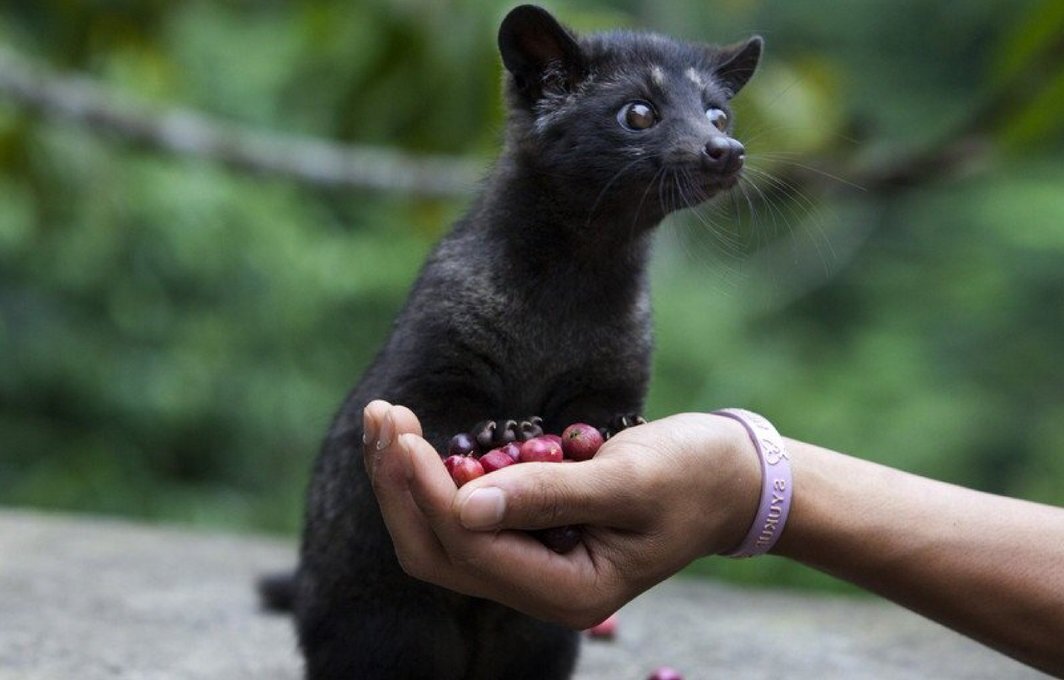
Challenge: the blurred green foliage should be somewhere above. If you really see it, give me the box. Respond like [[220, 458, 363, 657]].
[[0, 0, 1061, 591]]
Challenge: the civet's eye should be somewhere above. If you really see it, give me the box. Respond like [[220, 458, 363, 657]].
[[706, 107, 728, 131], [618, 101, 658, 131]]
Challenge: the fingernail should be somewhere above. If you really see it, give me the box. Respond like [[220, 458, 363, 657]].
[[362, 406, 377, 447], [460, 487, 506, 529], [376, 409, 395, 450]]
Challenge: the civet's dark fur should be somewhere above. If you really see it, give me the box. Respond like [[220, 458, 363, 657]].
[[286, 6, 762, 678]]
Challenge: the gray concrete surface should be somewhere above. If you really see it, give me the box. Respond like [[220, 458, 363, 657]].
[[0, 509, 1047, 679]]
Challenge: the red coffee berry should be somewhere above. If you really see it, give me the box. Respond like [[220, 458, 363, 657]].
[[543, 433, 563, 447], [585, 612, 618, 639], [519, 437, 563, 463], [444, 454, 462, 475], [647, 667, 683, 680], [479, 449, 515, 473], [561, 422, 605, 461], [447, 455, 485, 487], [499, 442, 522, 462]]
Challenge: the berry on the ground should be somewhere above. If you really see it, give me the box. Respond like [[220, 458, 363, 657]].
[[585, 612, 618, 640]]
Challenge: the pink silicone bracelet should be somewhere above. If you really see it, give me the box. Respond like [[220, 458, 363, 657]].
[[713, 408, 793, 558]]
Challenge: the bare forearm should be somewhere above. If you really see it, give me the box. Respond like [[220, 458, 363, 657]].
[[774, 440, 1064, 675]]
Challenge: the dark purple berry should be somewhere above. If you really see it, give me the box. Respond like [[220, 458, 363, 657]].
[[535, 525, 581, 553], [448, 433, 478, 457]]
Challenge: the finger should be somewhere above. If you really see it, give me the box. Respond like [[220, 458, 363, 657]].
[[397, 434, 580, 573], [396, 430, 626, 625], [385, 431, 513, 596], [454, 529, 615, 628], [387, 404, 424, 439], [365, 409, 603, 616], [368, 420, 453, 583], [400, 430, 469, 527], [380, 414, 507, 593], [361, 399, 393, 481], [453, 458, 650, 532]]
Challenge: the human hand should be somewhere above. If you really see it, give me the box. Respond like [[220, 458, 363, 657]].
[[362, 400, 761, 628]]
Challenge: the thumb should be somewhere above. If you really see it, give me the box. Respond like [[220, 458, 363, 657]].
[[453, 459, 646, 531]]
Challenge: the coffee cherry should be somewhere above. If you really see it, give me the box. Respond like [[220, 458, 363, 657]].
[[648, 667, 683, 680], [447, 419, 640, 555], [561, 423, 604, 461], [446, 455, 485, 487], [535, 525, 581, 553], [480, 449, 516, 473], [585, 612, 618, 639], [519, 437, 563, 463], [498, 442, 522, 462], [448, 433, 478, 457], [443, 454, 461, 476]]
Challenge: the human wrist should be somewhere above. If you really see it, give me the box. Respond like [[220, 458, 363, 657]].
[[709, 409, 793, 557], [692, 413, 763, 556]]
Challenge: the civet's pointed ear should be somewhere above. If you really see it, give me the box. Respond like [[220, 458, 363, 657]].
[[713, 35, 763, 98], [498, 5, 586, 101]]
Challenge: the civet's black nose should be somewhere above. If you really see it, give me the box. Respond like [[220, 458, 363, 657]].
[[702, 136, 745, 175]]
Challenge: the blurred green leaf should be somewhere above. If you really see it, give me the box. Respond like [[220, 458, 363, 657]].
[[998, 67, 1064, 149], [991, 0, 1064, 87]]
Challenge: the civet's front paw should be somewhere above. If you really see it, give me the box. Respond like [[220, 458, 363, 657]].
[[601, 413, 647, 440], [470, 416, 544, 450]]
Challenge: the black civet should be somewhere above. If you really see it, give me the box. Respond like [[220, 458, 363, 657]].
[[286, 6, 762, 678]]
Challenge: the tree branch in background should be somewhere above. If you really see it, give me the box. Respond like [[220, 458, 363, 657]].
[[2, 41, 1042, 202], [0, 48, 486, 198]]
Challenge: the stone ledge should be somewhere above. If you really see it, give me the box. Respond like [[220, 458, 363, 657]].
[[0, 509, 1046, 679]]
